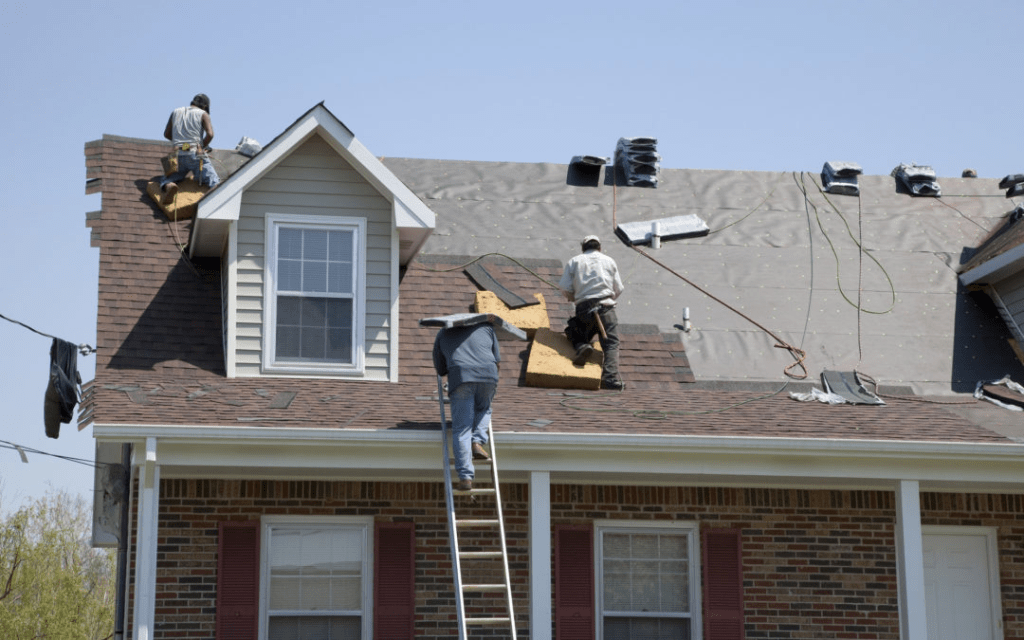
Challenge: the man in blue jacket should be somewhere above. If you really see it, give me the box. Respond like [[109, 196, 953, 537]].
[[433, 322, 501, 491]]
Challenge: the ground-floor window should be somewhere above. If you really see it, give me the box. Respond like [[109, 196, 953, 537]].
[[596, 521, 700, 640], [261, 516, 372, 640]]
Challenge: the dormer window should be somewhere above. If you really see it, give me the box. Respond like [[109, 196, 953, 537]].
[[263, 213, 365, 375]]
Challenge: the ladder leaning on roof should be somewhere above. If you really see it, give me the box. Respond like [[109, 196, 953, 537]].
[[437, 374, 517, 640]]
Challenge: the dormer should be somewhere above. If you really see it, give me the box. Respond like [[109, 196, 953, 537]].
[[188, 103, 435, 380]]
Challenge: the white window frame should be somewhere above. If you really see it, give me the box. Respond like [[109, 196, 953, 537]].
[[262, 213, 366, 375], [258, 515, 374, 640], [594, 520, 702, 640]]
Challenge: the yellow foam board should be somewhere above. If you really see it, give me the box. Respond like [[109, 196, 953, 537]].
[[146, 179, 206, 221], [525, 327, 602, 390], [474, 291, 549, 337]]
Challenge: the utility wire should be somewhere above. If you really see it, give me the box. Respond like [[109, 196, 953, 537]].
[[0, 439, 118, 469], [0, 313, 95, 356]]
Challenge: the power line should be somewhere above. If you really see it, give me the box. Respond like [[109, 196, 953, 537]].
[[0, 312, 95, 356], [0, 438, 116, 469]]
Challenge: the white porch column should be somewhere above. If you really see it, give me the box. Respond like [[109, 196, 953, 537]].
[[133, 437, 160, 640], [529, 471, 552, 640], [895, 480, 927, 640]]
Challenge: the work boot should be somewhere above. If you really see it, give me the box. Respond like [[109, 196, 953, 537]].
[[572, 344, 594, 366], [455, 478, 472, 492], [601, 379, 625, 391], [472, 442, 491, 460], [162, 182, 179, 205]]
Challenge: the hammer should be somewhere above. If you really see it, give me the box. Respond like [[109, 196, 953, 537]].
[[592, 308, 607, 339]]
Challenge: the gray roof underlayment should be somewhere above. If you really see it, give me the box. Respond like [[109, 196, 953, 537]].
[[383, 158, 1024, 396]]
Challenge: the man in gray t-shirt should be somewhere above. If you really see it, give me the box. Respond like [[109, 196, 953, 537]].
[[433, 323, 501, 491]]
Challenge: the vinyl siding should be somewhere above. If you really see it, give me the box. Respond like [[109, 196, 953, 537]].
[[232, 133, 393, 379]]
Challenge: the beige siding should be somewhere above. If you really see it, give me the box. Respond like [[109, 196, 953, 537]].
[[232, 134, 394, 379]]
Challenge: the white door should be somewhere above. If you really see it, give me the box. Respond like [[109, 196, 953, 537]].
[[923, 528, 1001, 640]]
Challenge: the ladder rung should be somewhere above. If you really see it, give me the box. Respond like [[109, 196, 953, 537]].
[[459, 551, 502, 559], [463, 583, 507, 592], [457, 519, 499, 527], [454, 487, 495, 495], [449, 458, 491, 467], [466, 617, 512, 626]]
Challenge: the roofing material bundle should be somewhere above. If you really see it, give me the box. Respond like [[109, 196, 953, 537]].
[[821, 161, 862, 196], [615, 137, 661, 188], [891, 162, 941, 197], [616, 214, 709, 246]]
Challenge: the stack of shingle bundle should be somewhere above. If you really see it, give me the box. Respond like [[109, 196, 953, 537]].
[[821, 161, 863, 196], [615, 137, 661, 187], [891, 162, 941, 197], [999, 174, 1024, 199]]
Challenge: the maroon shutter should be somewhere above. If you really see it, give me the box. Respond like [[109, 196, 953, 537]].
[[555, 524, 594, 640], [702, 528, 744, 640], [374, 521, 415, 639], [216, 520, 260, 640]]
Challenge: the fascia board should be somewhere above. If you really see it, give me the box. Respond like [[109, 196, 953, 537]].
[[959, 243, 1024, 286], [93, 424, 1024, 490]]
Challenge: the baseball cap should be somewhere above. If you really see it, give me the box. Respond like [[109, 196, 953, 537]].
[[581, 235, 600, 246]]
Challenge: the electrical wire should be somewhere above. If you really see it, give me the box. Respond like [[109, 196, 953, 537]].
[[0, 439, 118, 469], [0, 313, 95, 356]]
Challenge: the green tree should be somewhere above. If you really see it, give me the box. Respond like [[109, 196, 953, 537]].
[[0, 489, 115, 639]]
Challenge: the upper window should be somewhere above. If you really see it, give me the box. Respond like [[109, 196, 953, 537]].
[[264, 214, 365, 374], [260, 516, 372, 640], [596, 522, 700, 640]]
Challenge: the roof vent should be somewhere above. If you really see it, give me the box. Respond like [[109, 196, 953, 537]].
[[821, 161, 862, 196], [570, 155, 610, 167], [999, 173, 1024, 199], [892, 162, 941, 197], [615, 137, 660, 188]]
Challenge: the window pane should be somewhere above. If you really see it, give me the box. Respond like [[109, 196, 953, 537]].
[[278, 259, 302, 292], [304, 260, 328, 293], [279, 228, 302, 260], [604, 617, 690, 640], [328, 262, 353, 295], [328, 230, 353, 262], [300, 327, 326, 360], [269, 616, 361, 640], [304, 230, 328, 261], [276, 325, 300, 359]]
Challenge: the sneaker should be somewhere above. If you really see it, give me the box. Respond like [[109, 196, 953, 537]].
[[572, 344, 594, 366], [455, 479, 472, 492], [601, 379, 625, 391], [472, 443, 491, 460], [161, 182, 179, 205]]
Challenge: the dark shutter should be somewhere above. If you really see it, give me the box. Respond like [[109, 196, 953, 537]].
[[374, 521, 415, 639], [555, 524, 594, 640], [216, 520, 260, 640], [702, 528, 744, 640]]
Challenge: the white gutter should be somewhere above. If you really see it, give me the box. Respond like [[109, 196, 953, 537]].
[[92, 423, 1024, 492]]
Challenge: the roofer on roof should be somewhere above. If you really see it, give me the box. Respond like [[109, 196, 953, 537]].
[[159, 93, 220, 204], [432, 321, 500, 492], [559, 235, 625, 390]]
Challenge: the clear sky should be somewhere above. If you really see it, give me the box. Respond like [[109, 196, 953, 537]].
[[0, 0, 1019, 511]]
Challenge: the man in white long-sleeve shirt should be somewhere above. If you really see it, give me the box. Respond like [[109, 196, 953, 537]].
[[558, 235, 625, 390]]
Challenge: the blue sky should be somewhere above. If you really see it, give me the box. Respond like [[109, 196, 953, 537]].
[[0, 0, 1018, 510]]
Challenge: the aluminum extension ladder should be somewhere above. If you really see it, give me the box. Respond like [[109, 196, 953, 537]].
[[436, 375, 517, 640]]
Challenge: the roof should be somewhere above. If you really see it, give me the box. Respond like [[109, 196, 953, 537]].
[[81, 127, 1024, 463]]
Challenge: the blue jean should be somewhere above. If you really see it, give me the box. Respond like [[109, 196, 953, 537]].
[[161, 150, 220, 189], [449, 381, 495, 481]]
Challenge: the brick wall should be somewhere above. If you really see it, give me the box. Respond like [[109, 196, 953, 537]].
[[126, 480, 1024, 639]]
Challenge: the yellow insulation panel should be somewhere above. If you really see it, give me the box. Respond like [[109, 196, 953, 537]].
[[146, 179, 206, 221], [525, 327, 601, 390], [474, 291, 549, 337]]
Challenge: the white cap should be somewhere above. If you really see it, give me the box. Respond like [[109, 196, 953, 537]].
[[581, 235, 600, 246]]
